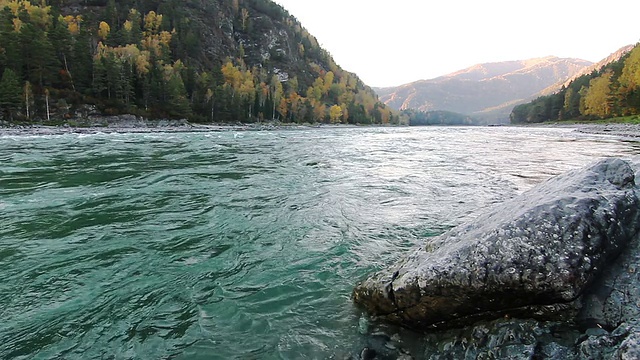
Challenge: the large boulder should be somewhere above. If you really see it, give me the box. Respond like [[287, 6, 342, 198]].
[[353, 157, 640, 331]]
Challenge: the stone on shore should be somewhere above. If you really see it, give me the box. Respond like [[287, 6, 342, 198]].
[[353, 157, 640, 331]]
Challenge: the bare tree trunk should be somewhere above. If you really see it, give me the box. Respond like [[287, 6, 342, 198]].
[[45, 89, 50, 122], [63, 54, 76, 92], [24, 82, 30, 120]]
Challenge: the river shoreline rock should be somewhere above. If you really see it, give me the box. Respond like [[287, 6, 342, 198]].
[[527, 122, 640, 139], [574, 123, 640, 138], [0, 115, 333, 136], [0, 116, 316, 136], [353, 157, 640, 358]]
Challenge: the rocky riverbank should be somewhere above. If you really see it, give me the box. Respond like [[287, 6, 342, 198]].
[[573, 123, 640, 138], [0, 115, 316, 136], [353, 157, 640, 359], [530, 122, 640, 138]]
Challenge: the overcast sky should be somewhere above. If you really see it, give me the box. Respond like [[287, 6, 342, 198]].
[[272, 0, 640, 88]]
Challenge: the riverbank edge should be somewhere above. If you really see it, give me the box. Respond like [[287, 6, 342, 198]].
[[522, 122, 640, 138], [0, 118, 320, 136], [4, 116, 640, 138], [0, 115, 385, 136]]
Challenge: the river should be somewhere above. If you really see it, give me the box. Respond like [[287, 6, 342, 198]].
[[1, 126, 638, 359]]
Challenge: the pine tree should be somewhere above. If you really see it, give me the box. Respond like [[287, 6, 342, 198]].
[[0, 68, 23, 121], [48, 15, 74, 90], [164, 62, 191, 118], [0, 8, 22, 77], [20, 21, 57, 87], [71, 27, 93, 93]]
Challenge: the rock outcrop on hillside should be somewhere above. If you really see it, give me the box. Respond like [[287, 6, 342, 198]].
[[353, 157, 640, 359], [57, 0, 320, 88]]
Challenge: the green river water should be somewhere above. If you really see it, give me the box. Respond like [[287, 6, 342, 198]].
[[1, 126, 638, 359]]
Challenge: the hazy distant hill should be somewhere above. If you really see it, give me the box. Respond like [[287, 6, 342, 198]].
[[375, 57, 593, 123]]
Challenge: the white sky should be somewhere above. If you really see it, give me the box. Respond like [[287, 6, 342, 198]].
[[273, 0, 640, 87]]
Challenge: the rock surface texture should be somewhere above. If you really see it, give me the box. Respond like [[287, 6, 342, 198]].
[[353, 157, 640, 359]]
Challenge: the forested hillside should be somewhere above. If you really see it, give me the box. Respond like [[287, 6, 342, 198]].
[[0, 0, 395, 124], [511, 43, 640, 123]]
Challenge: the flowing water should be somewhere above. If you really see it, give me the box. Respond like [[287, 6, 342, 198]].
[[1, 126, 639, 359]]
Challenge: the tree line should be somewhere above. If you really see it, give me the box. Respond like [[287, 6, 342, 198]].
[[511, 44, 640, 123], [401, 109, 477, 126], [0, 0, 396, 124]]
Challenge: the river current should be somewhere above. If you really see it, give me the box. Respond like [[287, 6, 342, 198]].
[[1, 126, 639, 359]]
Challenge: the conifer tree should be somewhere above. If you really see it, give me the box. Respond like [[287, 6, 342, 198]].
[[0, 68, 23, 121]]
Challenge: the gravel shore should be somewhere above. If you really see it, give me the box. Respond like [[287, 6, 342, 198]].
[[0, 123, 314, 136], [3, 121, 640, 138], [572, 123, 640, 138]]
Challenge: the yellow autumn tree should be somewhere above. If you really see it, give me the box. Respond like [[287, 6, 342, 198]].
[[144, 11, 162, 34], [312, 76, 324, 94], [62, 15, 82, 35], [0, 1, 51, 31], [289, 91, 302, 120], [98, 21, 111, 40], [135, 50, 151, 75], [221, 61, 242, 96], [140, 30, 172, 58], [329, 104, 342, 123], [619, 46, 640, 92], [322, 71, 334, 95], [583, 71, 614, 118], [306, 85, 321, 102], [123, 19, 133, 32], [340, 103, 349, 123], [12, 17, 21, 32], [25, 2, 52, 28], [278, 98, 288, 120], [312, 101, 326, 121], [239, 70, 256, 115]]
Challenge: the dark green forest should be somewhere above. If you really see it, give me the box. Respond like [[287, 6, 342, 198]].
[[0, 0, 396, 124], [400, 109, 476, 126], [511, 43, 640, 123]]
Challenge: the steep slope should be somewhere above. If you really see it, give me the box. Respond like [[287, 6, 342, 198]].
[[537, 45, 634, 96], [511, 43, 640, 123], [376, 57, 592, 123], [0, 0, 394, 124]]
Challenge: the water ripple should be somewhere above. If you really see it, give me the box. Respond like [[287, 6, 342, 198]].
[[0, 127, 638, 358]]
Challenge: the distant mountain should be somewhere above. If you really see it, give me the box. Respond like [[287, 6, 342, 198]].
[[375, 57, 593, 124]]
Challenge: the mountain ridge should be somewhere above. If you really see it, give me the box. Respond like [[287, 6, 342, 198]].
[[375, 56, 593, 124]]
